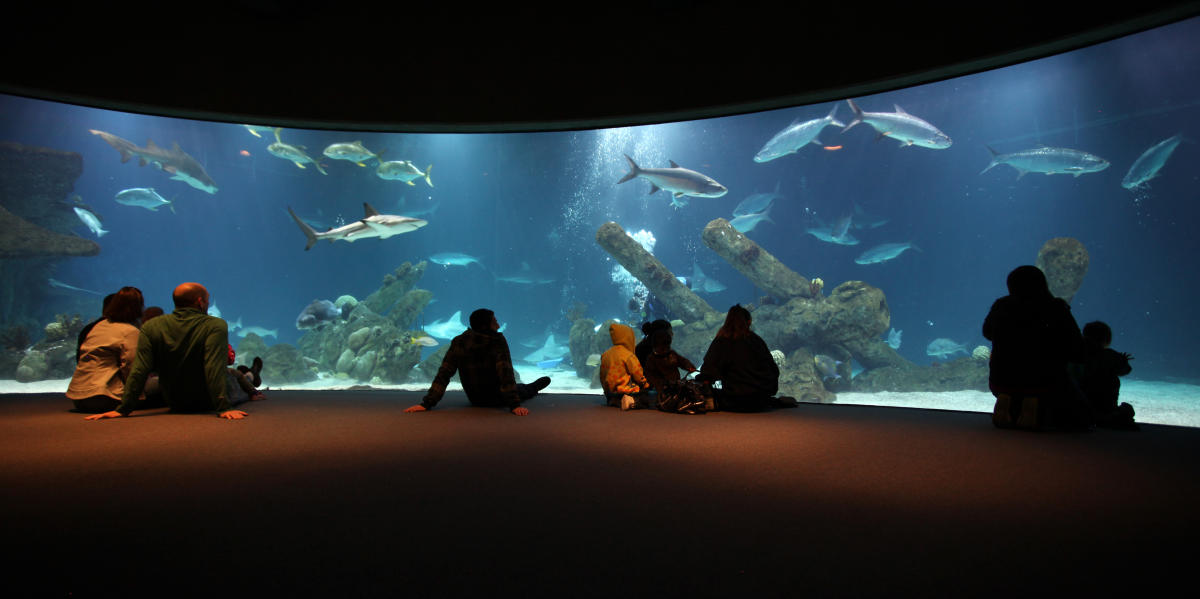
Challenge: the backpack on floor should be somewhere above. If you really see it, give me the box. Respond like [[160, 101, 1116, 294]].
[[657, 380, 708, 415]]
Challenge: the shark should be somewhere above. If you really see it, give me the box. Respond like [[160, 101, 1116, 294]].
[[89, 129, 219, 194], [287, 202, 427, 250], [494, 262, 554, 285], [430, 253, 483, 268], [522, 333, 568, 363], [48, 278, 103, 296], [425, 310, 468, 339]]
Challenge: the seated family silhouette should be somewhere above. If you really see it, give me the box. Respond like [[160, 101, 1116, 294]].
[[77, 269, 1135, 431]]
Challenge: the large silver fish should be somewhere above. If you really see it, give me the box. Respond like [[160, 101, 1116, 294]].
[[733, 182, 783, 216], [376, 160, 432, 186], [1122, 134, 1182, 190], [754, 104, 845, 162], [114, 188, 174, 212], [617, 155, 727, 198], [268, 128, 328, 175], [842, 100, 952, 149], [980, 145, 1109, 179], [73, 206, 108, 238], [322, 141, 379, 166], [729, 207, 773, 233], [855, 242, 918, 265]]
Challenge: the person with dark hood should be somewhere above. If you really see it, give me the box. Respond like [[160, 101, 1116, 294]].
[[406, 308, 550, 416], [695, 305, 789, 412], [983, 265, 1087, 430]]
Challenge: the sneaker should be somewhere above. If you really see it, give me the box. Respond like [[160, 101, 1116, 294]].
[[620, 395, 636, 411]]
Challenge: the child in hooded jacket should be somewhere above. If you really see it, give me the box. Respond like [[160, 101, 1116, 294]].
[[600, 322, 650, 410]]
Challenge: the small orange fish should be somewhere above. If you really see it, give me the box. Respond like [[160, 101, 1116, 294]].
[[239, 150, 251, 157], [823, 145, 843, 151]]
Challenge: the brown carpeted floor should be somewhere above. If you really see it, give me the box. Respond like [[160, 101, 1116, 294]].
[[3, 390, 1197, 597]]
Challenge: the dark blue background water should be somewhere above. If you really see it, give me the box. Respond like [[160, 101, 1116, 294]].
[[3, 17, 1198, 380]]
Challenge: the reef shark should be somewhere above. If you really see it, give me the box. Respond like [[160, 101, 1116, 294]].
[[522, 333, 568, 363], [287, 202, 427, 250], [424, 310, 468, 339], [88, 129, 219, 194]]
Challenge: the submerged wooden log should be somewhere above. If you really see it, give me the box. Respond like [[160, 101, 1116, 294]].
[[701, 218, 814, 300], [595, 221, 716, 323]]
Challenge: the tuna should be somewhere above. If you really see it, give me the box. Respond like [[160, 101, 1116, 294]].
[[980, 145, 1109, 179], [854, 242, 919, 265], [842, 100, 952, 149], [754, 104, 845, 162], [617, 155, 727, 198], [1121, 134, 1182, 190]]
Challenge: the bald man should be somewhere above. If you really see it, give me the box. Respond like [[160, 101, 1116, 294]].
[[87, 283, 248, 420]]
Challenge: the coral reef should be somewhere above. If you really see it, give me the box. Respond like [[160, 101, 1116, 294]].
[[261, 343, 318, 384], [596, 222, 717, 323], [295, 261, 433, 384], [1036, 237, 1089, 303], [701, 218, 815, 301], [972, 345, 991, 360], [10, 313, 84, 381]]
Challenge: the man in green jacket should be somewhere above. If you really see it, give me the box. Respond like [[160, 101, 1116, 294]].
[[87, 282, 248, 420]]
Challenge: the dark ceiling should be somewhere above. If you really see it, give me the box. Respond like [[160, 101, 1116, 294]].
[[4, 1, 1199, 132]]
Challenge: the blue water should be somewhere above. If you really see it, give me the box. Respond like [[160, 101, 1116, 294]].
[[2, 18, 1199, 395]]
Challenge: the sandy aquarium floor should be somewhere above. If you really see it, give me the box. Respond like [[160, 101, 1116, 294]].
[[6, 365, 1199, 428]]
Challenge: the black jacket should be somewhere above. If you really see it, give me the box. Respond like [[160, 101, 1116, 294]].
[[697, 333, 779, 398], [422, 328, 520, 410]]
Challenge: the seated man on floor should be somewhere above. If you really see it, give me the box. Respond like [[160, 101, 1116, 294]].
[[87, 282, 250, 421], [405, 308, 549, 416]]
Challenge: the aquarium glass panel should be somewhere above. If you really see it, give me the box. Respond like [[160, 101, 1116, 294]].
[[2, 17, 1197, 426]]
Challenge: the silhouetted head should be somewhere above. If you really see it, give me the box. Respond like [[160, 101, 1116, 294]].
[[101, 293, 116, 313], [1005, 265, 1051, 300], [716, 304, 752, 340], [173, 282, 209, 311], [1083, 321, 1112, 348], [142, 306, 164, 323], [651, 328, 673, 352], [469, 308, 497, 332], [104, 286, 144, 324], [640, 319, 672, 336]]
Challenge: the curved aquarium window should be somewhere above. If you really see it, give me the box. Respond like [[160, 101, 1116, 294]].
[[1, 18, 1197, 426]]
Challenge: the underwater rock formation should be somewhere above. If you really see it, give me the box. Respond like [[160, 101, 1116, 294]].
[[778, 348, 837, 404], [1036, 237, 1089, 303], [295, 262, 433, 384], [751, 281, 895, 364], [0, 142, 98, 336], [362, 261, 431, 329], [701, 218, 814, 301], [0, 205, 100, 259], [11, 313, 84, 382], [235, 333, 270, 368], [595, 222, 716, 323], [262, 343, 318, 384], [851, 357, 989, 392]]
